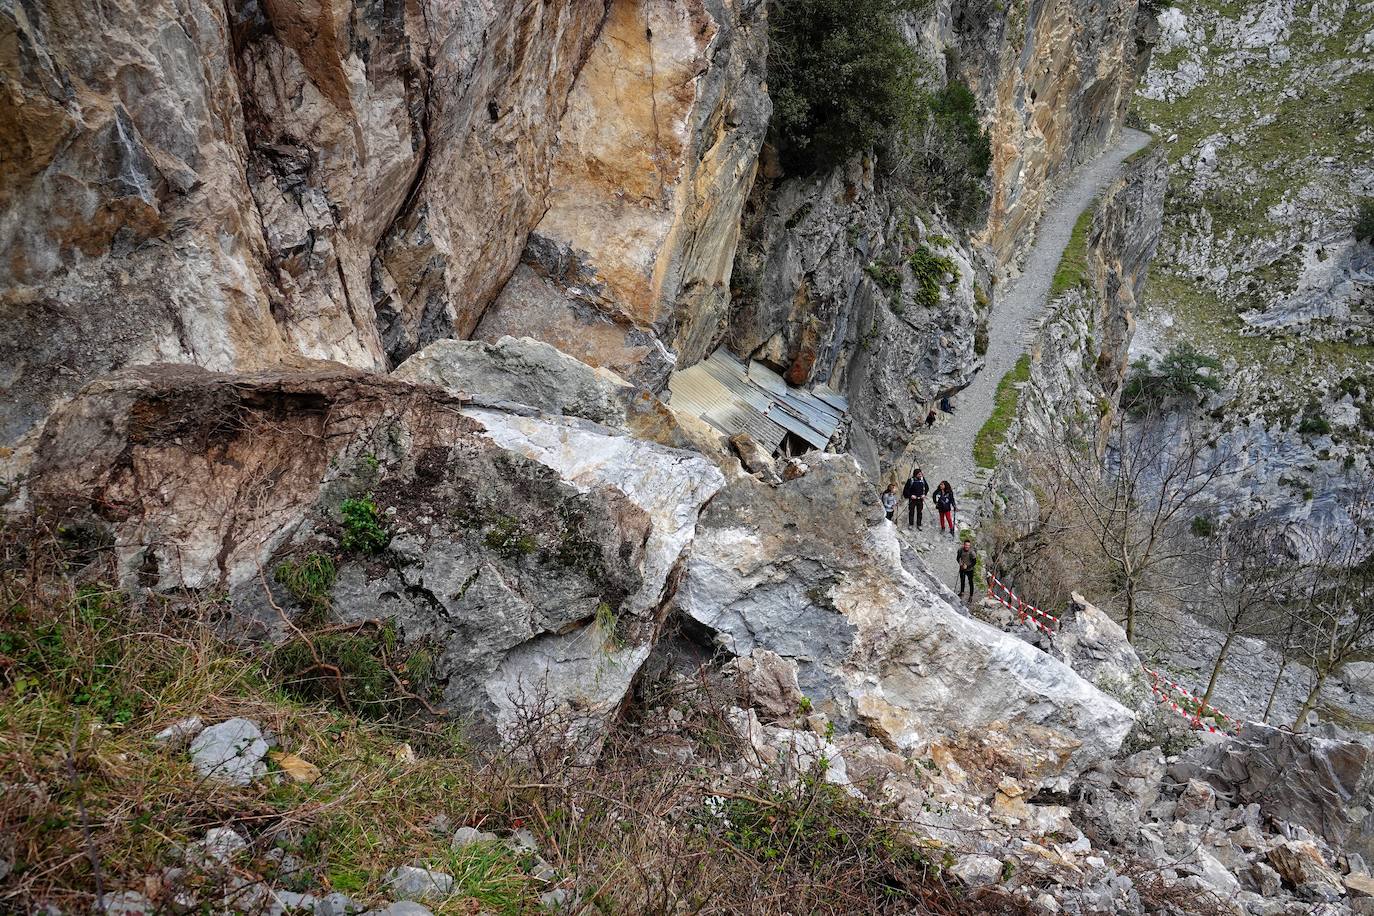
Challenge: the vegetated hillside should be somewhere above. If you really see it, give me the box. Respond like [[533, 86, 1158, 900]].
[[1133, 0, 1374, 429]]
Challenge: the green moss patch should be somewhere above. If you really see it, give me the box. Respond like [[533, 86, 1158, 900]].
[[973, 354, 1032, 469]]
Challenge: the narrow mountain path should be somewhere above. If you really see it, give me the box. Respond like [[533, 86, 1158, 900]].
[[901, 127, 1152, 554]]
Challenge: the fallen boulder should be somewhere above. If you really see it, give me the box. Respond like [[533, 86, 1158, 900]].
[[23, 364, 723, 743], [676, 453, 1135, 786]]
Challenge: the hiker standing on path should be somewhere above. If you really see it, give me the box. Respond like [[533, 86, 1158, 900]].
[[881, 483, 898, 521], [956, 539, 978, 600], [925, 409, 937, 429], [939, 395, 954, 415], [902, 468, 929, 528], [933, 481, 957, 537]]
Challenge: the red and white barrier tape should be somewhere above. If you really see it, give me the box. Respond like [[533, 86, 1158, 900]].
[[986, 575, 1056, 638], [984, 575, 1239, 735]]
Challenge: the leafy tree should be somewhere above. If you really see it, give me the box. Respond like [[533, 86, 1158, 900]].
[[1121, 344, 1222, 414], [767, 0, 926, 173]]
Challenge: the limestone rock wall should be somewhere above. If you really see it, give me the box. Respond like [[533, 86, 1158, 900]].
[[475, 0, 770, 389], [1, 0, 609, 446], [725, 155, 987, 471], [949, 0, 1149, 266]]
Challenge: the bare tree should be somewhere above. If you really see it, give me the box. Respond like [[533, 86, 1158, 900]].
[[1289, 485, 1374, 727], [1190, 516, 1300, 711], [1039, 407, 1244, 642]]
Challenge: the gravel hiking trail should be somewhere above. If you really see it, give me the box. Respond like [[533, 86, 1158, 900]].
[[901, 127, 1152, 560]]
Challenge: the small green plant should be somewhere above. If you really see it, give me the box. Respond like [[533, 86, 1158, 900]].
[[1190, 516, 1216, 539], [339, 496, 389, 553], [864, 259, 903, 293], [907, 245, 959, 309], [274, 553, 337, 621], [798, 696, 814, 714], [484, 515, 536, 559], [594, 601, 623, 651], [973, 354, 1032, 468], [1297, 401, 1332, 437], [1355, 197, 1374, 244]]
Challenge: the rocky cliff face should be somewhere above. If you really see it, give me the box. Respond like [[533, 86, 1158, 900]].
[[1, 0, 612, 447], [950, 0, 1150, 264], [991, 144, 1167, 490], [1128, 0, 1374, 538]]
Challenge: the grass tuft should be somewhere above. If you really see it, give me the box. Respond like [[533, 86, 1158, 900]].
[[973, 355, 1032, 469], [1049, 205, 1096, 299]]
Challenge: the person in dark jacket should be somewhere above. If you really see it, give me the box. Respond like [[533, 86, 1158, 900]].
[[925, 409, 937, 429], [902, 468, 929, 528], [933, 481, 957, 536], [956, 539, 978, 599], [939, 395, 954, 414]]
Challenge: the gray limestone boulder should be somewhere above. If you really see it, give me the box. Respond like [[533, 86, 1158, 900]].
[[394, 337, 633, 426], [25, 365, 723, 748], [384, 866, 455, 901], [188, 721, 268, 786], [1171, 723, 1374, 863], [677, 453, 1134, 787]]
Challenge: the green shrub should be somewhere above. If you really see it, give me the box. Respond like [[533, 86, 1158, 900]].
[[339, 496, 389, 553], [908, 244, 959, 308], [1355, 198, 1374, 244], [1297, 411, 1330, 436], [889, 79, 992, 225], [767, 0, 926, 173], [1190, 516, 1216, 539], [274, 553, 337, 622], [1121, 344, 1222, 414]]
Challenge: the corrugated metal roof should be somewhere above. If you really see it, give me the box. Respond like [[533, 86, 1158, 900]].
[[667, 349, 848, 454]]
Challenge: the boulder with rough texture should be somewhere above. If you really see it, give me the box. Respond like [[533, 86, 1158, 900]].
[[1266, 841, 1343, 897], [477, 0, 770, 389], [950, 854, 1005, 887], [394, 336, 634, 426], [1055, 593, 1147, 701], [385, 866, 454, 902], [728, 432, 781, 485], [1171, 723, 1374, 862], [677, 453, 1134, 785], [23, 364, 722, 742], [188, 720, 268, 786]]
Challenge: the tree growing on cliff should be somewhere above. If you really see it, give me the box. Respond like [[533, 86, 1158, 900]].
[[1014, 408, 1244, 643], [1190, 516, 1300, 712], [767, 0, 926, 173]]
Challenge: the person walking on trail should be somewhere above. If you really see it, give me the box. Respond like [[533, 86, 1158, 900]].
[[925, 409, 937, 429], [933, 481, 957, 536], [881, 483, 898, 521], [902, 468, 929, 528], [956, 539, 978, 600], [939, 395, 954, 415]]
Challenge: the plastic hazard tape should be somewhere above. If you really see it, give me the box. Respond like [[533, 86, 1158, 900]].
[[986, 574, 1056, 638], [1143, 666, 1239, 733], [984, 574, 1240, 736]]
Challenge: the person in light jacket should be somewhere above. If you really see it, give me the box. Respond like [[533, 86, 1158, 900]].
[[881, 483, 898, 521]]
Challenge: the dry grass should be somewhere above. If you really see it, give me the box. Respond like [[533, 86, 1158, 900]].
[[0, 518, 1026, 915]]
